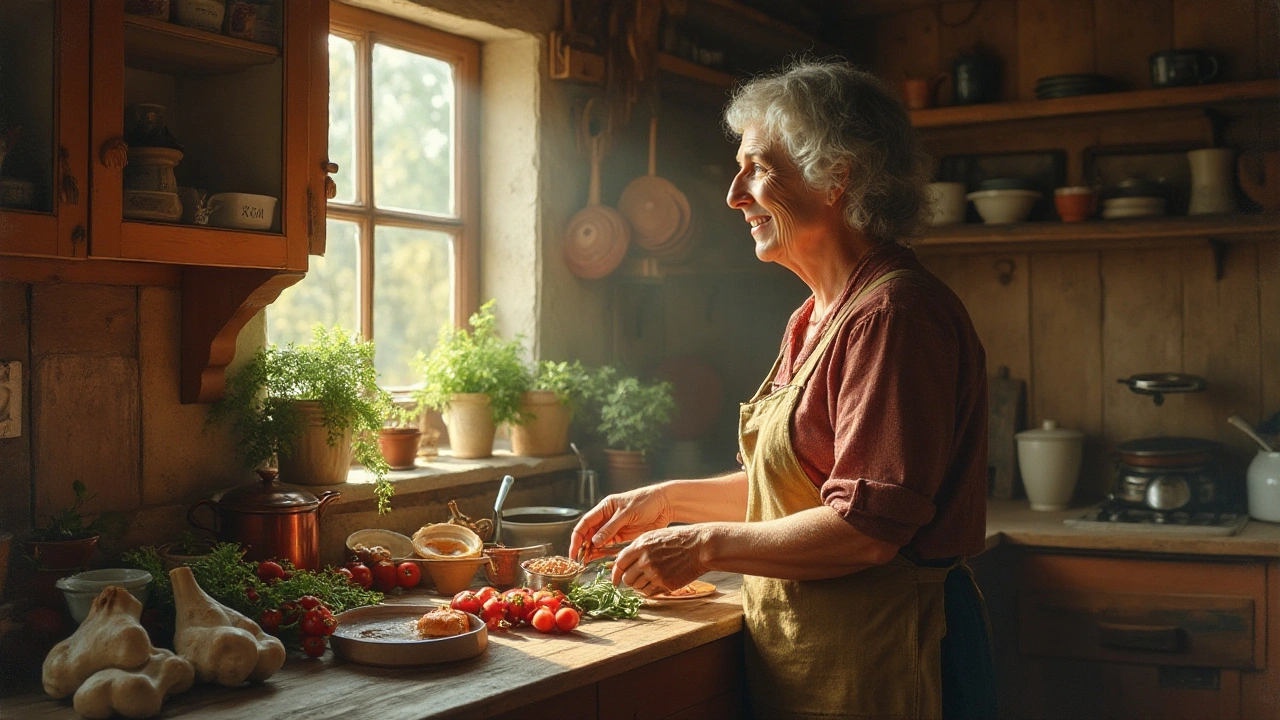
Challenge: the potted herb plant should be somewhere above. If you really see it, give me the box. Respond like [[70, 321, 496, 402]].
[[210, 325, 395, 513], [379, 401, 423, 471], [597, 376, 676, 492], [412, 300, 530, 459], [510, 360, 592, 457], [25, 480, 105, 572]]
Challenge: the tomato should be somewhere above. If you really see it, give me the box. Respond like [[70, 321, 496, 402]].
[[480, 596, 509, 631], [300, 608, 337, 637], [256, 560, 285, 584], [502, 589, 534, 626], [301, 633, 327, 658], [555, 606, 580, 633], [279, 601, 300, 626], [297, 595, 322, 611], [532, 590, 562, 612], [474, 586, 499, 604], [371, 561, 399, 592], [396, 561, 421, 589], [258, 608, 283, 635], [529, 606, 556, 633], [245, 586, 259, 603], [348, 563, 373, 590], [451, 590, 482, 615], [334, 567, 354, 584]]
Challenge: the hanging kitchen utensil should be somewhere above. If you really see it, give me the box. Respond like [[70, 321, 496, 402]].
[[1116, 372, 1207, 406], [1228, 414, 1275, 452], [564, 101, 630, 279], [619, 115, 690, 253]]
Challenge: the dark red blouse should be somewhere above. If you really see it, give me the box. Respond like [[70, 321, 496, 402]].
[[771, 242, 989, 559]]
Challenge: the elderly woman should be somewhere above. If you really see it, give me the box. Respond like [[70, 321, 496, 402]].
[[570, 60, 995, 719]]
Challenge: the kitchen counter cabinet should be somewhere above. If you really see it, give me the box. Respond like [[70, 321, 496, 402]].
[[0, 573, 745, 720]]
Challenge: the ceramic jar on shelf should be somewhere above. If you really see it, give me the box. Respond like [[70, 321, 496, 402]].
[[1187, 148, 1237, 215]]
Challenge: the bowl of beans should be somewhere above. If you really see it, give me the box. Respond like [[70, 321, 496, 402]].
[[521, 555, 587, 592]]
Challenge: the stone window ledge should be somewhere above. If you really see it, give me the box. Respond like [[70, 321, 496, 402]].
[[320, 451, 579, 511]]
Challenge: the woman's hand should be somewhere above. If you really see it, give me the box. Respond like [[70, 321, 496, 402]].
[[569, 486, 675, 563], [611, 525, 711, 597]]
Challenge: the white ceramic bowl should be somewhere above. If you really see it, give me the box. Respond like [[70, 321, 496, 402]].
[[208, 192, 278, 231], [967, 189, 1041, 224], [345, 529, 415, 562], [56, 568, 153, 624]]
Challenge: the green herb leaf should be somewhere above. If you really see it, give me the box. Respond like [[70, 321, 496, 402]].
[[567, 573, 643, 620]]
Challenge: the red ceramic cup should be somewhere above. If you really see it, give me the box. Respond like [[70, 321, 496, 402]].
[[1054, 186, 1096, 222]]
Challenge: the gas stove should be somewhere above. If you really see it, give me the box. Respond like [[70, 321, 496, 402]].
[[1065, 501, 1249, 535]]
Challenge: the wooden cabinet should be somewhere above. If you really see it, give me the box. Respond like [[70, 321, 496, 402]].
[[1009, 551, 1279, 720], [0, 0, 332, 402]]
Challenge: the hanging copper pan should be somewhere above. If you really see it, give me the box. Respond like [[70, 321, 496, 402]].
[[619, 115, 689, 252], [565, 105, 629, 279]]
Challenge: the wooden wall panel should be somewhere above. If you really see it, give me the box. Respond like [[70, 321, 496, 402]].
[[936, 0, 1020, 104], [921, 253, 1033, 389], [1260, 0, 1280, 79], [1259, 242, 1280, 430], [1180, 242, 1262, 457], [1016, 0, 1096, 100], [1094, 0, 1174, 91], [1029, 252, 1107, 499], [872, 6, 941, 83], [1172, 0, 1258, 80], [1101, 250, 1184, 451]]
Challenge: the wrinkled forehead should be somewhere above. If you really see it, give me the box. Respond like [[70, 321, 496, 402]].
[[734, 126, 781, 163]]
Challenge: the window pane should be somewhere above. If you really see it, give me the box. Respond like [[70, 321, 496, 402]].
[[371, 43, 454, 216], [0, 0, 56, 213], [328, 35, 357, 204], [373, 225, 453, 386], [267, 219, 360, 346]]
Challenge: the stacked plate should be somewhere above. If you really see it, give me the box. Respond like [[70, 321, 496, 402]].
[[1035, 74, 1115, 100], [1102, 196, 1166, 219]]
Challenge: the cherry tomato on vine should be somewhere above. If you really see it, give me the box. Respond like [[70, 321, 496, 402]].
[[258, 608, 283, 635], [530, 606, 556, 633], [297, 595, 322, 611], [348, 563, 373, 590], [451, 590, 482, 615], [555, 606, 580, 633], [397, 561, 421, 589], [474, 586, 499, 604], [255, 560, 285, 584], [300, 608, 337, 637], [301, 634, 326, 658]]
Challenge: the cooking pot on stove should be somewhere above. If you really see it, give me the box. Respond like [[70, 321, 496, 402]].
[[1112, 436, 1222, 512], [188, 469, 340, 570]]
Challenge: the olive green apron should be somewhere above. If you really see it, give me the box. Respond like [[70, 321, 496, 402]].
[[738, 269, 951, 720]]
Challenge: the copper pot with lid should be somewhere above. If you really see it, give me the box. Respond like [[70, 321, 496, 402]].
[[188, 469, 340, 570]]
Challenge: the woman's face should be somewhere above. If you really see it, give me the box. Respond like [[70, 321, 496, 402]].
[[726, 126, 834, 264]]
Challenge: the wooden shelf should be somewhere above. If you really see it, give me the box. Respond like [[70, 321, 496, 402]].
[[695, 0, 837, 55], [910, 79, 1280, 130], [121, 221, 290, 269], [657, 54, 734, 89], [915, 213, 1280, 253], [124, 15, 280, 75]]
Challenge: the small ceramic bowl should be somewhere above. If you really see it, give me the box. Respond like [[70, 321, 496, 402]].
[[967, 189, 1041, 224], [57, 568, 153, 624], [346, 529, 415, 562], [404, 555, 492, 596], [412, 523, 483, 560], [207, 192, 278, 231]]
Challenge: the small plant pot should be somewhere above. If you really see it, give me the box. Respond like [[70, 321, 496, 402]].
[[379, 427, 422, 470], [510, 390, 572, 457], [604, 449, 652, 493], [278, 400, 353, 485], [445, 393, 496, 459], [24, 535, 100, 606], [156, 540, 217, 571]]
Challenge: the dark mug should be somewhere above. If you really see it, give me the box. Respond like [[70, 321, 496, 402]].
[[1150, 49, 1222, 88], [952, 53, 1001, 105]]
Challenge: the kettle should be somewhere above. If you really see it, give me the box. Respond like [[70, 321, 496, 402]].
[[188, 469, 340, 570]]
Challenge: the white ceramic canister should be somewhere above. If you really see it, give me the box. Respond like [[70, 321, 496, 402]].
[[1015, 420, 1084, 511], [1187, 148, 1237, 215], [926, 182, 967, 226], [1246, 450, 1280, 522]]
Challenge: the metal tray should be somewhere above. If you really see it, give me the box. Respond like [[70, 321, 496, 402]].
[[330, 605, 487, 667]]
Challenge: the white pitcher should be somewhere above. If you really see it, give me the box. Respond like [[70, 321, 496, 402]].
[[1187, 148, 1236, 215], [1247, 450, 1280, 522]]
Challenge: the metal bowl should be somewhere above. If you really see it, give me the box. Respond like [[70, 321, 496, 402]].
[[521, 556, 587, 593], [499, 506, 582, 556], [330, 605, 487, 667]]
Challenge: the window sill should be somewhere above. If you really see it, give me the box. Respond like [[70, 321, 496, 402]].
[[319, 450, 580, 511]]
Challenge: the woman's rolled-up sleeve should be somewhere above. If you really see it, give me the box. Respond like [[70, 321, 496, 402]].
[[815, 304, 960, 547]]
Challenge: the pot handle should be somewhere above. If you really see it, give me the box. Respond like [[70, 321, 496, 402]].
[[317, 491, 342, 517], [187, 499, 219, 534]]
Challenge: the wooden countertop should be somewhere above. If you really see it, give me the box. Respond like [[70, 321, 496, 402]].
[[0, 573, 744, 720], [985, 500, 1280, 558]]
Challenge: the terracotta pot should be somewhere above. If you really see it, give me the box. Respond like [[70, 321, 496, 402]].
[[445, 393, 496, 459], [189, 469, 340, 570], [25, 536, 99, 572], [510, 391, 572, 457], [379, 427, 422, 470], [604, 449, 652, 493], [277, 400, 352, 485]]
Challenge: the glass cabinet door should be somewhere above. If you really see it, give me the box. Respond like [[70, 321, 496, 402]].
[[89, 0, 313, 270], [0, 0, 90, 258]]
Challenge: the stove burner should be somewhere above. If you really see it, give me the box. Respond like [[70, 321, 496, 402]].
[[1089, 500, 1244, 527]]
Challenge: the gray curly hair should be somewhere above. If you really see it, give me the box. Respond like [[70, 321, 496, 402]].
[[723, 60, 932, 245]]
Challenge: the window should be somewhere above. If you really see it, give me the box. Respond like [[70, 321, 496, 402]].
[[267, 4, 479, 387]]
